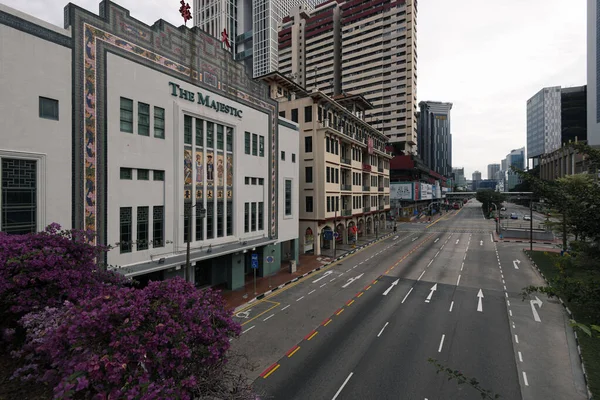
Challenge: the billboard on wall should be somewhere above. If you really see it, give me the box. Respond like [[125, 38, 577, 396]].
[[390, 183, 414, 200], [414, 182, 420, 200], [420, 183, 433, 200]]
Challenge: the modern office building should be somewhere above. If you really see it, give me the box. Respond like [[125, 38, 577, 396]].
[[487, 163, 500, 181], [587, 0, 600, 146], [526, 86, 562, 164], [452, 167, 466, 189], [279, 0, 419, 155], [501, 147, 525, 190], [561, 86, 587, 144], [271, 85, 391, 256], [0, 1, 299, 290], [417, 101, 453, 178], [471, 171, 481, 191], [193, 0, 321, 77]]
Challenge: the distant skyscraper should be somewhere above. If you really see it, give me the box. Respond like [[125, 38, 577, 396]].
[[526, 87, 561, 162], [561, 86, 587, 144], [279, 0, 419, 155], [194, 0, 320, 77], [503, 147, 525, 190], [418, 101, 453, 178], [472, 170, 481, 191], [487, 163, 500, 180], [587, 0, 600, 146]]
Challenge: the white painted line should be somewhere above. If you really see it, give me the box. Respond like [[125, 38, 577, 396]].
[[509, 310, 513, 317], [460, 263, 464, 271], [449, 301, 454, 312], [505, 292, 509, 298], [440, 245, 445, 250], [518, 351, 523, 362], [417, 271, 426, 281], [359, 262, 364, 265], [522, 371, 529, 386], [281, 305, 290, 311], [456, 274, 461, 286], [308, 290, 316, 295], [464, 254, 466, 260], [427, 260, 433, 267], [377, 322, 390, 337], [330, 278, 336, 282], [263, 314, 275, 321], [490, 234, 494, 242], [438, 334, 446, 352], [435, 251, 440, 257], [503, 285, 507, 291], [401, 287, 414, 303], [296, 296, 305, 301], [332, 372, 354, 400], [512, 322, 516, 329], [434, 238, 440, 243], [242, 325, 255, 334], [501, 275, 504, 279], [515, 334, 519, 343], [507, 300, 511, 306]]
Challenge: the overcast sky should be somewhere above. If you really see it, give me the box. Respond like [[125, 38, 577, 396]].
[[3, 0, 587, 179]]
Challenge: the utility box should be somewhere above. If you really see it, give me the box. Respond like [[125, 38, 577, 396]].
[[289, 260, 297, 273]]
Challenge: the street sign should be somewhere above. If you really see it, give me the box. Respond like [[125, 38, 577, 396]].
[[251, 253, 259, 269], [266, 256, 274, 263], [333, 232, 339, 238], [323, 230, 333, 240]]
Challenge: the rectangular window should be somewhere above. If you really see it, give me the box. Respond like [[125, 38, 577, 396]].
[[39, 97, 59, 120], [251, 177, 257, 185], [184, 115, 192, 144], [206, 202, 214, 239], [153, 170, 164, 181], [244, 202, 249, 233], [305, 136, 313, 152], [206, 122, 214, 148], [335, 169, 339, 183], [336, 196, 340, 211], [258, 178, 264, 185], [226, 201, 232, 235], [259, 136, 265, 157], [138, 102, 150, 136], [285, 179, 292, 216], [291, 108, 298, 123], [137, 169, 149, 180], [120, 97, 133, 133], [326, 137, 330, 153], [292, 153, 296, 163], [119, 207, 132, 253], [195, 202, 203, 241], [306, 196, 313, 212], [245, 132, 251, 154], [326, 167, 330, 183], [327, 197, 331, 212], [120, 167, 132, 180], [226, 127, 233, 152], [252, 134, 258, 156], [279, 110, 285, 118], [1, 159, 37, 234], [281, 151, 285, 161], [137, 206, 149, 250], [217, 201, 224, 237], [304, 105, 312, 123], [251, 202, 257, 231], [154, 106, 165, 138], [258, 202, 264, 230], [245, 177, 250, 185], [318, 106, 322, 121], [195, 118, 204, 146], [153, 206, 164, 247], [305, 167, 313, 183], [217, 124, 224, 150]]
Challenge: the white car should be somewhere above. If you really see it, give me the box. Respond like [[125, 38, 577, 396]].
[[523, 215, 531, 221], [500, 207, 506, 211]]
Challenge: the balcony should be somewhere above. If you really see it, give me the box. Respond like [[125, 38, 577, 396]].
[[378, 186, 384, 192], [340, 184, 352, 191], [341, 156, 351, 165], [378, 205, 385, 210], [362, 185, 370, 191], [342, 209, 352, 217], [362, 163, 372, 172], [363, 207, 371, 213]]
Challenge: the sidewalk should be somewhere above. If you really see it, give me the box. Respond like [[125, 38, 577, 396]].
[[492, 230, 559, 245], [219, 231, 395, 311]]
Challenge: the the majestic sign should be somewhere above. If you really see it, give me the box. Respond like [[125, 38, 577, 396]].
[[168, 82, 243, 118]]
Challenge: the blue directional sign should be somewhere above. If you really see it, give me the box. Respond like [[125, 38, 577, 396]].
[[266, 256, 274, 264], [251, 253, 259, 269], [323, 230, 333, 240]]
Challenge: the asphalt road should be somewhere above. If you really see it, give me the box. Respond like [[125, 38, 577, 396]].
[[237, 201, 587, 400]]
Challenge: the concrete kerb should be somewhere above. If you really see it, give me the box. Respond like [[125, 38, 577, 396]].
[[523, 249, 594, 400], [232, 232, 395, 314]]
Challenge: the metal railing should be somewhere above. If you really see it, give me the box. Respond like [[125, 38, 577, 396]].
[[340, 184, 352, 191]]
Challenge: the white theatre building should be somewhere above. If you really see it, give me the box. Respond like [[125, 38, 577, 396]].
[[0, 1, 299, 290]]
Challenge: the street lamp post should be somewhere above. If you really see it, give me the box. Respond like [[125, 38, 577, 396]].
[[529, 198, 533, 252], [185, 203, 206, 283], [491, 203, 498, 233]]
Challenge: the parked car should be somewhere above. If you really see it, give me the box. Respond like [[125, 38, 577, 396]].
[[501, 207, 506, 211], [523, 215, 531, 221], [510, 213, 518, 219]]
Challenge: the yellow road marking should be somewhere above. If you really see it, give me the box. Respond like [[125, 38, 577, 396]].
[[240, 302, 280, 326], [324, 319, 332, 326], [307, 331, 318, 341], [366, 285, 372, 290], [263, 364, 280, 378], [347, 299, 355, 306], [288, 347, 301, 358], [336, 308, 345, 316], [357, 292, 364, 298], [373, 280, 378, 284]]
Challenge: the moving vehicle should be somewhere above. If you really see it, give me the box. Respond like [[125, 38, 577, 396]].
[[510, 213, 518, 219], [523, 215, 531, 221], [501, 207, 506, 211]]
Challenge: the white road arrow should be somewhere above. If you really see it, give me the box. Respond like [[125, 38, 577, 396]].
[[383, 279, 400, 296], [342, 273, 364, 288], [480, 240, 483, 246], [477, 289, 484, 312], [312, 270, 333, 283], [530, 296, 543, 322], [513, 259, 521, 269], [425, 283, 438, 303]]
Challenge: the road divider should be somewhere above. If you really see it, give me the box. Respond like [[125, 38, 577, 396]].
[[260, 362, 280, 379]]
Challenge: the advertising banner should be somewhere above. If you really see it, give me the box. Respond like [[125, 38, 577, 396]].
[[420, 183, 433, 200], [390, 183, 414, 200]]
